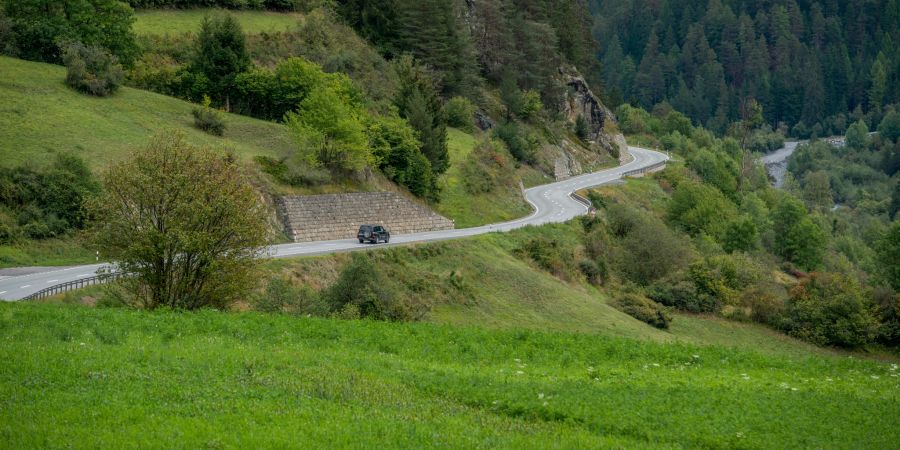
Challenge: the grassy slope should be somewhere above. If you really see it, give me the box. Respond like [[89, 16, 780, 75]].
[[267, 220, 847, 359], [134, 8, 303, 35], [0, 56, 291, 169], [1, 302, 897, 448], [434, 128, 532, 227]]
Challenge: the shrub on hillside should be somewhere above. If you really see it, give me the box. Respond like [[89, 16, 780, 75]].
[[0, 154, 100, 241], [494, 121, 536, 164], [741, 285, 787, 327], [609, 205, 691, 286], [324, 253, 412, 321], [192, 96, 226, 136], [783, 273, 877, 348], [444, 96, 476, 132], [612, 293, 671, 329], [256, 276, 326, 315], [3, 0, 137, 64], [578, 259, 607, 286], [62, 42, 125, 96], [647, 277, 712, 313], [460, 139, 515, 195], [873, 287, 900, 346], [518, 236, 572, 280]]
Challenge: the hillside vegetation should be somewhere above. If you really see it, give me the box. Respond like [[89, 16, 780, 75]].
[[2, 302, 898, 448], [0, 56, 289, 169], [592, 0, 900, 137], [133, 9, 303, 35]]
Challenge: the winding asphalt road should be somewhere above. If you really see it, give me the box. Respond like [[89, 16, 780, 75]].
[[0, 146, 667, 301]]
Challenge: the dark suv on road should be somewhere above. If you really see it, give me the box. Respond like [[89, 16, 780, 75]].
[[358, 224, 390, 244]]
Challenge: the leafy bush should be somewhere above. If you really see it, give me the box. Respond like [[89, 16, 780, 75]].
[[783, 273, 877, 348], [771, 195, 827, 270], [519, 237, 572, 280], [746, 127, 785, 153], [667, 181, 737, 239], [444, 96, 476, 132], [3, 0, 137, 64], [578, 259, 607, 286], [722, 217, 758, 253], [612, 293, 671, 329], [192, 95, 226, 136], [62, 42, 125, 96], [91, 132, 269, 310], [369, 115, 435, 199], [460, 139, 515, 195], [324, 253, 411, 321], [647, 278, 715, 313], [494, 121, 536, 164], [517, 90, 542, 119], [609, 205, 690, 285], [256, 276, 325, 315], [0, 154, 99, 241], [873, 287, 900, 346]]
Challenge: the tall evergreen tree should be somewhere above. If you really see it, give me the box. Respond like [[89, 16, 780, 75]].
[[192, 14, 251, 109]]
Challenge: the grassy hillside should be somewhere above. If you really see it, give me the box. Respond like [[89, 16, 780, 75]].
[[134, 9, 303, 36], [0, 56, 291, 169], [2, 302, 897, 448], [434, 129, 532, 227], [261, 219, 846, 358]]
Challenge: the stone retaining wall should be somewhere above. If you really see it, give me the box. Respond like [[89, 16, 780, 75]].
[[276, 192, 454, 242]]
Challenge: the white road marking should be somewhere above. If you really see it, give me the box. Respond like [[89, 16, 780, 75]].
[[46, 280, 58, 284], [19, 285, 30, 289], [76, 274, 92, 278], [0, 291, 6, 295]]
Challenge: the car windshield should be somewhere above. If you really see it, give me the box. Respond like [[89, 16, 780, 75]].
[[375, 227, 383, 232]]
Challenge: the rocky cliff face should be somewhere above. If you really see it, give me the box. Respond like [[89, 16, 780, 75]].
[[558, 68, 624, 163]]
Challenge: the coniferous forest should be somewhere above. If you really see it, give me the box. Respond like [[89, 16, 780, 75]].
[[591, 0, 900, 137]]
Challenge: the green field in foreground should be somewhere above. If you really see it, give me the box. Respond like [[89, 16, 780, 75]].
[[0, 56, 291, 169], [0, 302, 897, 448], [434, 128, 532, 227], [134, 9, 303, 35]]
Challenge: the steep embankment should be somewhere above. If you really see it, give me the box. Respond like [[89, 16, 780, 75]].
[[0, 56, 291, 169]]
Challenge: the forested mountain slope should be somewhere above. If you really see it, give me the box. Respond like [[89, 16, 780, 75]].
[[591, 0, 900, 136]]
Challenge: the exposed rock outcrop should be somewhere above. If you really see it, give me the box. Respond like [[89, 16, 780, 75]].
[[559, 67, 624, 160]]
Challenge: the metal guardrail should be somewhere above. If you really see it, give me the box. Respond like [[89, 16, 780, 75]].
[[23, 272, 125, 301], [570, 192, 594, 211], [622, 160, 668, 178]]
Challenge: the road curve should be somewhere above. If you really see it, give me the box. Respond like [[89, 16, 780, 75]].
[[0, 146, 668, 301]]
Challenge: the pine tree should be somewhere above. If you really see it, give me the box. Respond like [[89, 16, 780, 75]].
[[192, 14, 250, 109]]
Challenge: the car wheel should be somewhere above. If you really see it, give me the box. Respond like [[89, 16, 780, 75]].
[[359, 239, 364, 244], [385, 237, 390, 243]]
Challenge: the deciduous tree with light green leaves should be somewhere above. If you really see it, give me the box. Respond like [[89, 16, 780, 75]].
[[91, 132, 269, 310], [772, 195, 827, 270], [284, 88, 372, 173]]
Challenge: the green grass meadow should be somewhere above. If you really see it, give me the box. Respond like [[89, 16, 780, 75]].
[[0, 56, 291, 169], [1, 302, 897, 448], [134, 9, 304, 36]]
